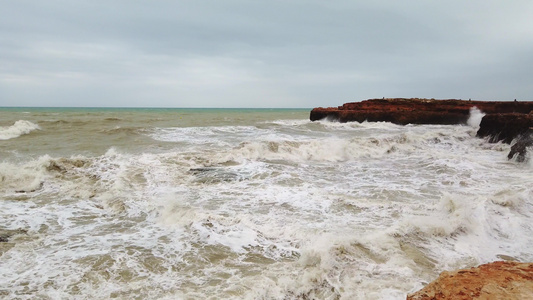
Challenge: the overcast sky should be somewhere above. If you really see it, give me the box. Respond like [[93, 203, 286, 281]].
[[1, 1, 532, 108]]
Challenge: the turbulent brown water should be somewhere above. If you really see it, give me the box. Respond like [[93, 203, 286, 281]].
[[0, 107, 532, 299]]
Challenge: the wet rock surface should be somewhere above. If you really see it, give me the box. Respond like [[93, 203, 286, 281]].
[[476, 113, 533, 144], [476, 113, 533, 161], [507, 132, 533, 162], [0, 235, 9, 243], [407, 261, 533, 300]]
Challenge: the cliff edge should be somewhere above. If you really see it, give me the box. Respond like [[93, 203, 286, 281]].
[[310, 98, 533, 125]]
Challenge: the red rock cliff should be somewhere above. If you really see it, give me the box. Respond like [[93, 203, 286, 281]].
[[310, 98, 533, 125]]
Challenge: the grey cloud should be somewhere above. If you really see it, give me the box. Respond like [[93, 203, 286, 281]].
[[1, 1, 532, 107]]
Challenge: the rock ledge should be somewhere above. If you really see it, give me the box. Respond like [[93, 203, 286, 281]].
[[407, 261, 533, 300], [310, 98, 533, 125]]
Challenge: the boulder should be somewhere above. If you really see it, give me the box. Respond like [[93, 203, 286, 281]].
[[507, 131, 533, 162], [407, 261, 533, 300]]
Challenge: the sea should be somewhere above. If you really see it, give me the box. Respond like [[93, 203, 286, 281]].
[[0, 107, 532, 300]]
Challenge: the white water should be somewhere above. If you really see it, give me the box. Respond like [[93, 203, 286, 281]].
[[0, 108, 532, 299], [467, 107, 485, 128], [0, 120, 40, 140]]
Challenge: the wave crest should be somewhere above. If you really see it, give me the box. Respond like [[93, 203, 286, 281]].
[[0, 120, 40, 140]]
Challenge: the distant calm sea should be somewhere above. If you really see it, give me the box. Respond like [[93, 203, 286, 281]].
[[1, 107, 532, 299]]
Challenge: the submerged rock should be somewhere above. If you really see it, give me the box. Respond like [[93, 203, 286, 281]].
[[189, 167, 242, 183], [0, 229, 28, 243], [407, 261, 533, 300]]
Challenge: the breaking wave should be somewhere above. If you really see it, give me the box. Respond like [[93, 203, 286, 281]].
[[0, 120, 40, 140]]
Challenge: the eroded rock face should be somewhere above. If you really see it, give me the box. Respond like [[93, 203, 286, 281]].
[[476, 113, 533, 143], [507, 131, 533, 162], [310, 98, 533, 125], [476, 113, 533, 160], [407, 261, 533, 300]]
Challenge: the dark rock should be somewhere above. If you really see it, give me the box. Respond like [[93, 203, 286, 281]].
[[15, 182, 44, 193], [507, 130, 533, 162], [0, 229, 27, 242], [189, 167, 218, 174], [189, 167, 242, 183], [476, 113, 533, 143]]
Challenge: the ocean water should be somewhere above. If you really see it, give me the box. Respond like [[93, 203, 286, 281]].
[[0, 107, 532, 299]]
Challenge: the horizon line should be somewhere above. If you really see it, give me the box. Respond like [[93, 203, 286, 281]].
[[0, 106, 312, 109]]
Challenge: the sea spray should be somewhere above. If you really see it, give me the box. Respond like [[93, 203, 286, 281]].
[[467, 107, 485, 128]]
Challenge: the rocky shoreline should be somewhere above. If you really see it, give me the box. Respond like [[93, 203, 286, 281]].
[[311, 98, 533, 160], [407, 261, 533, 299]]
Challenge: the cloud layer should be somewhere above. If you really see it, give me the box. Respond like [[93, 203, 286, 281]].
[[1, 1, 532, 107]]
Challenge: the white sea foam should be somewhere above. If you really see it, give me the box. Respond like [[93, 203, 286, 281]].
[[150, 125, 263, 143], [0, 120, 40, 140], [1, 109, 532, 299], [265, 119, 311, 127], [210, 127, 474, 164]]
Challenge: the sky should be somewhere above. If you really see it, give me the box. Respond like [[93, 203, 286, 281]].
[[1, 1, 533, 108]]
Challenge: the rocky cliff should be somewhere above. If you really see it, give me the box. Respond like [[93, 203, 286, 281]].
[[407, 261, 533, 300], [311, 98, 533, 159], [310, 98, 533, 125]]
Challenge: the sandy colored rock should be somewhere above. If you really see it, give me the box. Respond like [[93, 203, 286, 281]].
[[407, 261, 533, 300]]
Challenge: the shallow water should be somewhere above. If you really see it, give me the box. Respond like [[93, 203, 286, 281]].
[[0, 107, 532, 299]]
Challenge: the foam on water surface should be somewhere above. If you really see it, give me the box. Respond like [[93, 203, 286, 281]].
[[0, 108, 532, 299]]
